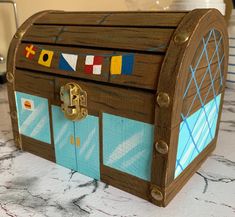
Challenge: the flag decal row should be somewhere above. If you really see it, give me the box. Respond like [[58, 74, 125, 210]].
[[24, 44, 134, 76]]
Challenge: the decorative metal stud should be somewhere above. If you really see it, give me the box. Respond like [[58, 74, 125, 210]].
[[155, 140, 169, 155], [174, 31, 190, 45], [14, 30, 25, 39], [157, 92, 170, 108], [151, 187, 163, 201], [6, 71, 14, 83]]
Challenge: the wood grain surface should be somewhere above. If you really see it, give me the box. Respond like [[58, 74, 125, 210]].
[[16, 43, 164, 90], [34, 11, 186, 27], [22, 25, 174, 53], [54, 77, 155, 124], [21, 135, 55, 162], [7, 9, 229, 207]]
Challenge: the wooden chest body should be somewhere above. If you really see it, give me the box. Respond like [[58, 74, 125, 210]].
[[7, 9, 228, 207]]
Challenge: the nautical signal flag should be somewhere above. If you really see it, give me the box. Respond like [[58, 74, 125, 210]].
[[85, 55, 104, 75], [24, 44, 37, 60], [110, 54, 134, 75], [38, 49, 54, 67], [59, 53, 78, 71]]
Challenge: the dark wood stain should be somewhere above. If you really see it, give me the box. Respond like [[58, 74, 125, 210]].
[[7, 9, 228, 207]]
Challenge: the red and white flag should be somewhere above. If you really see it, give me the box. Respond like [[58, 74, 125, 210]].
[[84, 55, 104, 75]]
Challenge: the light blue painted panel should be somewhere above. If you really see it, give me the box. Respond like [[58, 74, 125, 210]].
[[75, 115, 100, 180], [175, 94, 221, 178], [103, 113, 154, 181], [52, 106, 77, 171], [15, 91, 51, 144]]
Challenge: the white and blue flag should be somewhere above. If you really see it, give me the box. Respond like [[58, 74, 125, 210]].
[[59, 53, 78, 71]]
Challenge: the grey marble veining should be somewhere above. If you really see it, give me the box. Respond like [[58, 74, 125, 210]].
[[0, 84, 234, 217]]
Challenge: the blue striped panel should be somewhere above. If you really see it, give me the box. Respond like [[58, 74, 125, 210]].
[[75, 115, 100, 180], [177, 29, 224, 178], [103, 113, 154, 181], [52, 106, 77, 171], [15, 91, 51, 144], [175, 94, 221, 178]]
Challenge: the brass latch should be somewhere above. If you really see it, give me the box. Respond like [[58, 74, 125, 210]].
[[60, 82, 88, 121]]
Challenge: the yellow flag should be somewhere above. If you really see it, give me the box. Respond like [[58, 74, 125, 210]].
[[38, 49, 54, 67], [110, 56, 122, 75]]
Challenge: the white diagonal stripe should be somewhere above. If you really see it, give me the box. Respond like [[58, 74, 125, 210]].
[[180, 105, 217, 166], [20, 103, 46, 134], [85, 143, 96, 161], [197, 106, 217, 150], [79, 127, 96, 156], [121, 150, 146, 169], [107, 130, 144, 165], [55, 122, 69, 145], [191, 102, 212, 139], [30, 116, 47, 138], [179, 104, 214, 165]]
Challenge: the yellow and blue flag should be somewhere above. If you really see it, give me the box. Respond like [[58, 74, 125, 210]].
[[110, 54, 134, 75]]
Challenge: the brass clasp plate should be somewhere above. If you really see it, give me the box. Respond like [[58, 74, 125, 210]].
[[60, 82, 88, 121]]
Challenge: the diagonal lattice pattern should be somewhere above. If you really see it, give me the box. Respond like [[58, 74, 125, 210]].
[[175, 29, 224, 178]]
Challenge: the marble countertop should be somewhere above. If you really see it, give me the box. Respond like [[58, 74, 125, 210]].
[[0, 84, 234, 217]]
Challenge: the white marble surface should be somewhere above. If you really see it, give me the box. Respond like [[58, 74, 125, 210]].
[[0, 84, 234, 217]]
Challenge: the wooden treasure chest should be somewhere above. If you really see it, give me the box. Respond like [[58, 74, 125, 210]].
[[7, 9, 228, 207]]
